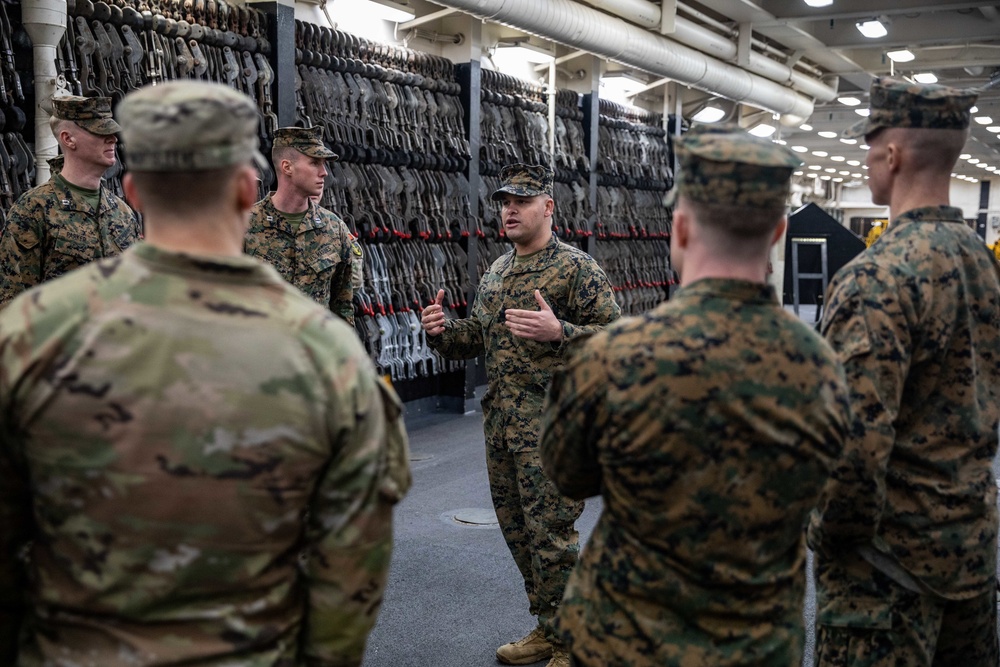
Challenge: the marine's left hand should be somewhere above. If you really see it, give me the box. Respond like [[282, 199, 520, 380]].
[[505, 290, 563, 342]]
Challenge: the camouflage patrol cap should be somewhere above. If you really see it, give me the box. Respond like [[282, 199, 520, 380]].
[[273, 126, 338, 160], [490, 163, 553, 201], [117, 81, 266, 172], [667, 123, 801, 209], [844, 76, 978, 139], [52, 95, 121, 135]]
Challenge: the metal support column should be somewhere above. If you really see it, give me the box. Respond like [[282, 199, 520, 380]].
[[253, 1, 296, 127]]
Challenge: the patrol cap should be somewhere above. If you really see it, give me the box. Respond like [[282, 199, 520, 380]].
[[667, 123, 802, 209], [117, 80, 266, 172], [273, 126, 339, 160], [844, 76, 978, 140], [52, 95, 120, 135], [490, 163, 553, 201]]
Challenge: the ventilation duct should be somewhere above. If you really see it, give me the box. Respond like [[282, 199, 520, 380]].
[[430, 0, 816, 119]]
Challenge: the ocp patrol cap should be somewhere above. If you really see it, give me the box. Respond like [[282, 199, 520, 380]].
[[844, 76, 978, 140], [273, 126, 339, 160], [667, 123, 801, 209], [491, 163, 553, 201]]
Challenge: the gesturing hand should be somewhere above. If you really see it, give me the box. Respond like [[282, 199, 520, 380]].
[[421, 289, 446, 336], [504, 290, 563, 342]]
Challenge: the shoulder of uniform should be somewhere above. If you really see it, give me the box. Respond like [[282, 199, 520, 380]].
[[488, 249, 515, 274]]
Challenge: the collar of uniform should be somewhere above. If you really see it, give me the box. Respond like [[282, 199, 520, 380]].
[[891, 205, 965, 228], [131, 242, 285, 285], [501, 233, 560, 276], [52, 173, 111, 215], [675, 277, 778, 304], [260, 194, 325, 233]]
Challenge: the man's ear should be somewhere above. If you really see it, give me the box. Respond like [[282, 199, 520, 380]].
[[122, 173, 143, 213], [771, 217, 787, 247], [673, 206, 689, 249], [236, 166, 259, 212], [544, 196, 555, 217]]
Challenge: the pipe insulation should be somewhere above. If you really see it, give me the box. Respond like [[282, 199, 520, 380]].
[[21, 0, 67, 185], [580, 0, 838, 101], [431, 0, 816, 118]]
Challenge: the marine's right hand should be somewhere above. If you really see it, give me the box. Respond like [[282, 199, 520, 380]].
[[421, 289, 446, 336]]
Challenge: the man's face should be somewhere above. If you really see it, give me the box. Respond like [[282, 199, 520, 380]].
[[865, 130, 891, 206], [75, 126, 118, 170], [287, 151, 328, 199], [499, 192, 553, 249]]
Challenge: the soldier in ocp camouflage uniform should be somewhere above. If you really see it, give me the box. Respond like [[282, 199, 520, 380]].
[[809, 77, 1000, 666], [539, 125, 851, 667], [245, 126, 356, 325], [0, 81, 410, 666], [421, 164, 620, 667], [0, 95, 141, 307]]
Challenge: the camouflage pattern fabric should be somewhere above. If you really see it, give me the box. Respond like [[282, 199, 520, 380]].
[[0, 175, 141, 306], [844, 76, 978, 139], [666, 124, 802, 209], [273, 126, 339, 159], [0, 242, 408, 666], [810, 205, 1000, 661], [245, 194, 355, 326], [428, 233, 620, 642], [491, 162, 554, 201], [813, 550, 998, 667], [51, 95, 121, 135], [540, 278, 850, 667], [349, 233, 365, 292]]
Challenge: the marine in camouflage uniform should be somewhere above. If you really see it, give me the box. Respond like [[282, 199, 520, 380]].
[[809, 77, 1000, 666], [0, 81, 410, 667], [245, 126, 356, 325], [0, 96, 141, 307], [422, 164, 620, 667], [540, 126, 851, 667]]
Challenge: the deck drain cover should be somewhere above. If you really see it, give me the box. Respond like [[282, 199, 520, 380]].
[[445, 508, 499, 528]]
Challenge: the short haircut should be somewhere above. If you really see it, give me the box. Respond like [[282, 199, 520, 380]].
[[49, 117, 69, 139], [129, 166, 243, 217], [684, 199, 784, 239], [894, 127, 969, 174], [271, 145, 299, 167]]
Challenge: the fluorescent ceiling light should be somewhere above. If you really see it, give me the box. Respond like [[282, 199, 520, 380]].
[[959, 153, 972, 159], [799, 123, 813, 131], [986, 126, 1000, 133], [856, 20, 888, 39], [913, 72, 938, 84], [804, 0, 833, 6], [833, 178, 843, 182], [791, 145, 809, 153], [497, 41, 555, 63], [840, 138, 857, 145], [821, 175, 832, 180], [974, 116, 993, 125], [971, 106, 978, 113], [848, 160, 861, 166], [824, 167, 837, 173], [851, 173, 862, 178], [793, 171, 804, 176], [818, 130, 838, 138], [748, 123, 776, 137], [773, 139, 787, 145], [811, 150, 828, 157], [855, 108, 871, 117], [838, 96, 861, 106], [369, 0, 416, 22], [839, 170, 850, 175], [808, 165, 822, 170], [807, 173, 819, 178], [887, 49, 915, 63], [860, 144, 870, 150], [831, 155, 846, 161], [970, 178, 978, 183], [967, 158, 979, 164], [692, 106, 726, 123]]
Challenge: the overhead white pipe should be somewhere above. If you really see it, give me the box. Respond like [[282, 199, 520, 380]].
[[21, 0, 66, 185], [429, 0, 816, 119], [579, 0, 838, 102]]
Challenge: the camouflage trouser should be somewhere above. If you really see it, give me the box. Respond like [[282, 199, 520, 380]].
[[814, 551, 999, 667], [486, 435, 584, 646]]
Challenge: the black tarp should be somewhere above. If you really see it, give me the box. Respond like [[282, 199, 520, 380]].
[[782, 203, 866, 307]]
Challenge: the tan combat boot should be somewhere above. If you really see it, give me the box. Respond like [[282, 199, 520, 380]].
[[546, 649, 570, 667], [496, 626, 552, 665]]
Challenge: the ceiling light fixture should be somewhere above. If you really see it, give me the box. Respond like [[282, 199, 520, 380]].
[[818, 130, 838, 138], [840, 138, 857, 145], [799, 123, 813, 131], [851, 173, 862, 178], [793, 171, 804, 176], [792, 145, 809, 153], [821, 175, 832, 180], [855, 108, 871, 117], [839, 170, 850, 175], [838, 96, 861, 106], [368, 0, 416, 22], [986, 126, 1000, 133], [856, 20, 888, 39], [970, 106, 979, 113], [886, 49, 915, 63], [967, 158, 979, 164], [803, 0, 833, 7], [691, 106, 726, 123], [808, 165, 822, 170], [860, 144, 870, 150], [824, 167, 837, 173], [959, 154, 972, 159], [974, 116, 993, 125], [773, 139, 788, 145], [811, 150, 828, 157], [748, 123, 777, 137], [848, 160, 861, 166], [831, 156, 846, 161], [913, 72, 938, 84]]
